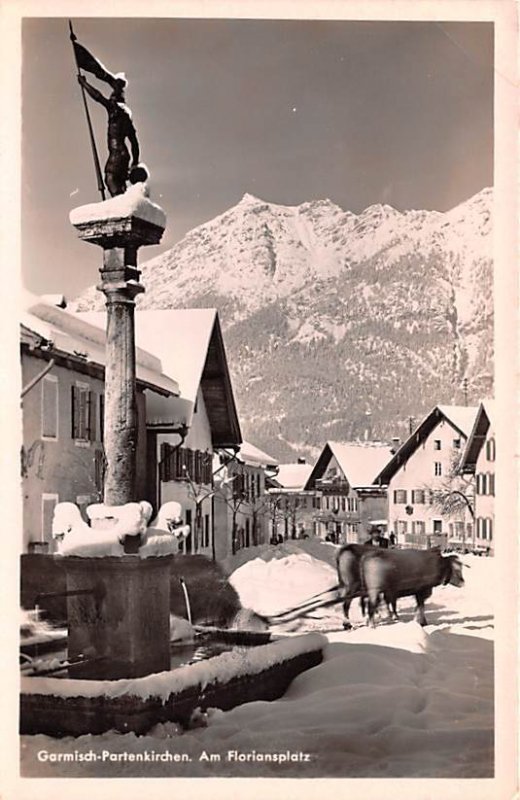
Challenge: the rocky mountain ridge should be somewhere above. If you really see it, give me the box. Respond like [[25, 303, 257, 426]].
[[74, 188, 493, 462]]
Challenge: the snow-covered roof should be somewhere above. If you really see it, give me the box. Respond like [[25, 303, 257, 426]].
[[374, 405, 480, 485], [305, 442, 393, 490], [22, 295, 178, 396], [77, 308, 241, 447], [437, 405, 481, 438], [236, 441, 278, 469], [79, 308, 214, 403], [460, 400, 494, 473], [274, 463, 314, 491]]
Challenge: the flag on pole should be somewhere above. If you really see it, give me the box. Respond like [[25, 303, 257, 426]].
[[72, 39, 119, 87]]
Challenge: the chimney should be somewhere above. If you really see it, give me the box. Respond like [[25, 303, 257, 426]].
[[390, 437, 400, 455]]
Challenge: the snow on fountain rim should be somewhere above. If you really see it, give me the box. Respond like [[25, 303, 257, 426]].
[[69, 183, 166, 229], [21, 633, 326, 703]]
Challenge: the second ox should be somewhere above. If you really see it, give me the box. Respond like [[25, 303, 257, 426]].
[[360, 547, 465, 627]]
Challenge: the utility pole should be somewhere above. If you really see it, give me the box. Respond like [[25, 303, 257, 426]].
[[462, 378, 468, 406]]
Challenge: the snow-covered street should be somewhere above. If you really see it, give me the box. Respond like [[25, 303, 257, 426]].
[[20, 546, 495, 778]]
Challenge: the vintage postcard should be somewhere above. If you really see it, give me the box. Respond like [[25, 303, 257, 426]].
[[1, 1, 517, 798]]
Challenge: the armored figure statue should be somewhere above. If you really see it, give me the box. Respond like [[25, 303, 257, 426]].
[[78, 74, 140, 197]]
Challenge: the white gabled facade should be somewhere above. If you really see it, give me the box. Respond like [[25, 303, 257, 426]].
[[375, 406, 478, 549]]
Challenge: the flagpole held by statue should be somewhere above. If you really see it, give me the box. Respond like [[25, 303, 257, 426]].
[[69, 20, 149, 199]]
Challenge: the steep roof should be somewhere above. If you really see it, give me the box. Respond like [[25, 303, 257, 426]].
[[274, 462, 314, 491], [436, 405, 481, 438], [460, 400, 494, 473], [22, 296, 178, 396], [236, 441, 278, 469], [305, 441, 393, 490], [78, 308, 242, 448], [374, 405, 479, 485]]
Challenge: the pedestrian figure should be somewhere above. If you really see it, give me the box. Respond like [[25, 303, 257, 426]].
[[366, 525, 388, 548]]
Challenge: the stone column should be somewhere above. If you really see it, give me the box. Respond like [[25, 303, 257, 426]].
[[71, 211, 166, 507], [99, 246, 143, 505]]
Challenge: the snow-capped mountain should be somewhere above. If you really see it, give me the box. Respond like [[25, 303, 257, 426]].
[[74, 188, 493, 461]]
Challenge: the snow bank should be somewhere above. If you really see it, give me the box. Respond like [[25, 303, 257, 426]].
[[21, 633, 326, 702], [221, 537, 338, 575], [70, 183, 166, 229], [229, 552, 338, 616]]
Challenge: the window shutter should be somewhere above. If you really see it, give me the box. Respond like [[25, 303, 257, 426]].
[[99, 394, 105, 442], [71, 385, 77, 438], [87, 392, 96, 441], [79, 388, 87, 439]]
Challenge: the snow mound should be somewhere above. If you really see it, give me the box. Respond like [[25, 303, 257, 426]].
[[229, 552, 338, 617], [70, 183, 166, 228]]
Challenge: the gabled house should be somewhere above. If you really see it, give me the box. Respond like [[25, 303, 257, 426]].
[[213, 441, 278, 561], [79, 308, 242, 559], [460, 400, 495, 553], [21, 296, 178, 554], [266, 459, 315, 542], [304, 442, 392, 543], [374, 405, 479, 549]]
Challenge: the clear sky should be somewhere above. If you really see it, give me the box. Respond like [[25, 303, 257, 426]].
[[21, 17, 493, 298]]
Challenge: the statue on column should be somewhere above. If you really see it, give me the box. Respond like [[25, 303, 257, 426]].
[[70, 25, 149, 197], [78, 74, 146, 197]]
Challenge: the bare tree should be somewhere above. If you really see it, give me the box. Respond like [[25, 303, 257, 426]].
[[423, 450, 475, 543]]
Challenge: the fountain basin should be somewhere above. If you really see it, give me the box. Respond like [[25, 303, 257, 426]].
[[20, 633, 325, 737]]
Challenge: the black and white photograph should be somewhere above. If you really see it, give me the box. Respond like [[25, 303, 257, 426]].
[[1, 0, 517, 796]]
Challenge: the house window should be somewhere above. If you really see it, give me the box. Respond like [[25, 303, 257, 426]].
[[433, 440, 441, 450], [160, 445, 213, 484], [433, 520, 442, 533], [71, 383, 95, 443], [412, 489, 425, 504], [397, 520, 408, 535], [41, 375, 58, 440], [478, 472, 490, 496], [454, 522, 465, 540], [257, 474, 261, 497], [393, 490, 407, 504], [341, 497, 346, 512], [434, 462, 442, 476], [453, 438, 461, 449], [486, 437, 496, 462], [204, 513, 210, 548], [412, 520, 425, 535], [489, 472, 495, 496]]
